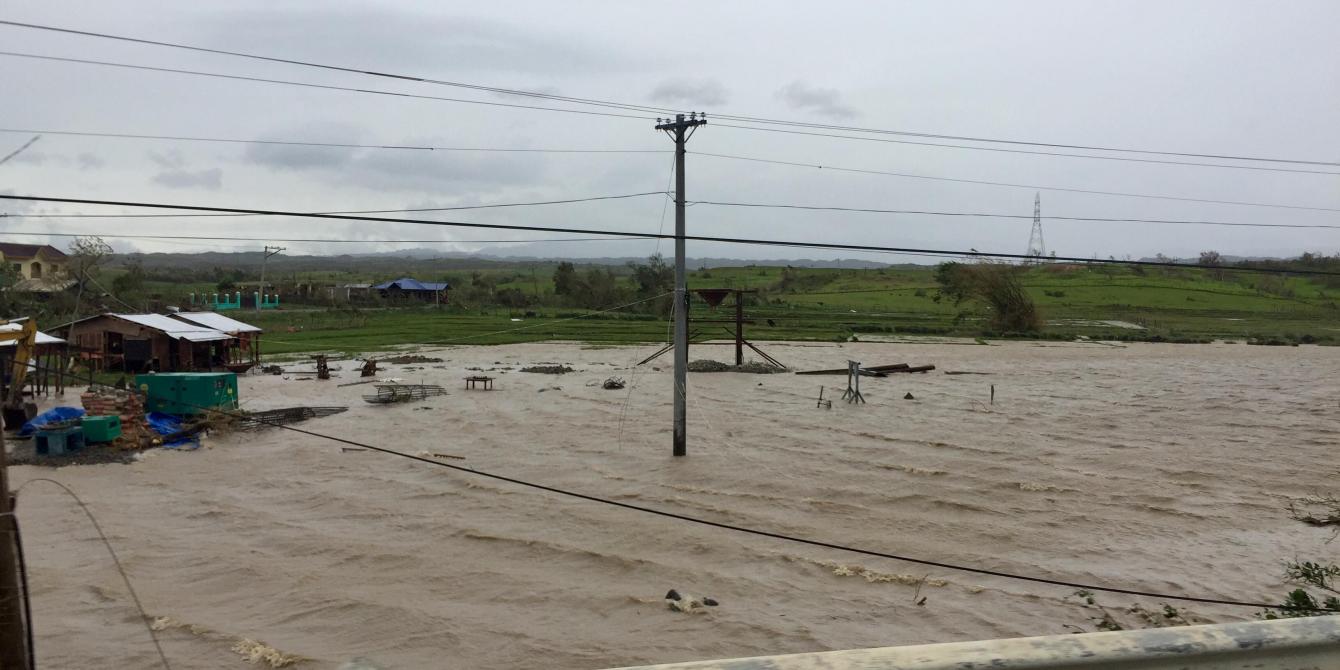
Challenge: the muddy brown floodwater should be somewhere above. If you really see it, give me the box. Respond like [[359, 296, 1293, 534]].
[[11, 340, 1339, 669]]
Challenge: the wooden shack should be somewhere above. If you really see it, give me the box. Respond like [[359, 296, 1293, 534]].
[[170, 312, 263, 370], [57, 313, 233, 372]]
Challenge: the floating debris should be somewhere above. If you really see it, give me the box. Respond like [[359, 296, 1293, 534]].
[[238, 406, 349, 429], [384, 354, 444, 364], [520, 365, 573, 374], [602, 377, 626, 390], [687, 360, 784, 374], [362, 384, 448, 404], [414, 450, 466, 460], [665, 588, 719, 613]]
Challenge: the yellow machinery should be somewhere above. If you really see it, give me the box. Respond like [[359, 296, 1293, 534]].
[[0, 320, 39, 428], [0, 319, 37, 668]]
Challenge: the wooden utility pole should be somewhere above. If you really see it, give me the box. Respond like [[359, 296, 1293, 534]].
[[656, 113, 706, 457], [0, 429, 29, 668], [734, 293, 744, 366], [257, 245, 285, 311]]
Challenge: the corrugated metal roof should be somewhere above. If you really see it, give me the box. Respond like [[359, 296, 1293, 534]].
[[112, 314, 233, 342], [0, 323, 64, 346], [172, 312, 263, 334], [372, 277, 450, 291]]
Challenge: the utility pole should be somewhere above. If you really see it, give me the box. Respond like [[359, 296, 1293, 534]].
[[0, 325, 34, 667], [0, 427, 28, 669], [258, 245, 285, 311], [656, 113, 707, 457]]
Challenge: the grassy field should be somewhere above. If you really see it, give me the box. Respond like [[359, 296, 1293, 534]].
[[236, 263, 1339, 357]]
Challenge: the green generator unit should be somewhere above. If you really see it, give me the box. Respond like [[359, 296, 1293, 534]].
[[81, 415, 122, 443], [135, 372, 239, 415]]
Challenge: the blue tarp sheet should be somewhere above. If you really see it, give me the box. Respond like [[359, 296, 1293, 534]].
[[19, 407, 84, 436], [146, 412, 201, 450]]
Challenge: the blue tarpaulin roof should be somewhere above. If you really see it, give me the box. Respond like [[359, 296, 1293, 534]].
[[371, 278, 450, 291]]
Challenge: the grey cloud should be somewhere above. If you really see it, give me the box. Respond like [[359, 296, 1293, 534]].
[[4, 151, 104, 170], [76, 153, 105, 170], [244, 143, 358, 171], [649, 78, 728, 106], [775, 81, 858, 119], [153, 168, 223, 190], [245, 136, 544, 193], [148, 149, 220, 188], [342, 149, 544, 192], [241, 122, 367, 170], [148, 150, 186, 169], [204, 9, 647, 75], [6, 151, 46, 166]]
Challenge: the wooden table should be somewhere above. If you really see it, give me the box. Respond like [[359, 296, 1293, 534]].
[[465, 376, 494, 390]]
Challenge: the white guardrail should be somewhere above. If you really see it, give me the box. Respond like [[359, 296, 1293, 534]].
[[606, 616, 1340, 670]]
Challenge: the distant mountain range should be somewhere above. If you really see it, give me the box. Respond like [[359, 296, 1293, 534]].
[[114, 248, 895, 271], [109, 247, 1314, 272]]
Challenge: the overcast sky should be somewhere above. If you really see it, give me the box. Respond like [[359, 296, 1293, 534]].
[[2, 1, 1337, 263]]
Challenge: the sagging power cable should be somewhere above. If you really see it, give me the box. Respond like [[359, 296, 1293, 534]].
[[3, 194, 1338, 277]]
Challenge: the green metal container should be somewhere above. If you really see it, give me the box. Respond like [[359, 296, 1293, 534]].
[[81, 415, 122, 443], [135, 372, 239, 415]]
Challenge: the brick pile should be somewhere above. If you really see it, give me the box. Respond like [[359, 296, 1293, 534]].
[[80, 387, 148, 447]]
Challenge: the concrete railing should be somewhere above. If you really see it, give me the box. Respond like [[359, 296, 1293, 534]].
[[606, 616, 1340, 669]]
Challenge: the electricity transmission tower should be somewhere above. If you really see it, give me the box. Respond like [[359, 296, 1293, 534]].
[[1025, 192, 1046, 263], [655, 112, 706, 457]]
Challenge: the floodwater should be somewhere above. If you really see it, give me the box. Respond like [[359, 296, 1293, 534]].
[[11, 340, 1339, 669]]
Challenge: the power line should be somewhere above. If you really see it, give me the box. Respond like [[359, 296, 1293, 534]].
[[15, 479, 172, 670], [0, 51, 653, 121], [2, 126, 1336, 215], [0, 229, 651, 245], [3, 20, 1335, 168], [0, 135, 41, 166], [0, 20, 671, 117], [691, 152, 1340, 213], [703, 119, 1340, 168], [0, 128, 666, 154], [0, 227, 960, 264], [710, 123, 1340, 176], [686, 199, 1340, 229], [3, 194, 1337, 277], [1, 191, 668, 219], [4, 124, 1333, 213]]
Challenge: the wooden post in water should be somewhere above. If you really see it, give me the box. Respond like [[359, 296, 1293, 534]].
[[734, 292, 744, 366]]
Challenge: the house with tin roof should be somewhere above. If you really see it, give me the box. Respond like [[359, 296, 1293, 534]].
[[55, 313, 235, 372], [371, 277, 450, 303]]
